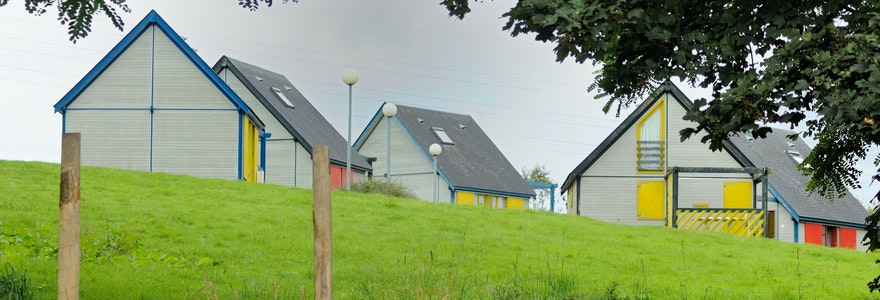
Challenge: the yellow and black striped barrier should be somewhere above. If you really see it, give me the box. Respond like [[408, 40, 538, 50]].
[[675, 208, 765, 237]]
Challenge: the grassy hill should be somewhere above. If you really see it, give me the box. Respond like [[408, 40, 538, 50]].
[[1, 160, 879, 299]]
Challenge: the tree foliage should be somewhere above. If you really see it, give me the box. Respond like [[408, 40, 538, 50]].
[[522, 164, 557, 211], [0, 0, 131, 42], [236, 0, 297, 11], [0, 0, 303, 43]]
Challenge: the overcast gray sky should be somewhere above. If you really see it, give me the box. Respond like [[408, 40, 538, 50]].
[[1, 0, 875, 208]]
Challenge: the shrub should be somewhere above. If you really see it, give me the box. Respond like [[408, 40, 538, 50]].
[[350, 179, 416, 199]]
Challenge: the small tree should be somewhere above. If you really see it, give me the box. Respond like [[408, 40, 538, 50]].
[[522, 164, 555, 211]]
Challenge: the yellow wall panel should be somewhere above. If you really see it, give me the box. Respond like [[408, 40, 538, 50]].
[[506, 198, 526, 210], [637, 180, 665, 220], [456, 191, 475, 206], [723, 181, 752, 208], [241, 117, 259, 182]]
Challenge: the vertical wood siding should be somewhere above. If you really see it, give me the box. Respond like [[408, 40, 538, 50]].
[[64, 110, 151, 171]]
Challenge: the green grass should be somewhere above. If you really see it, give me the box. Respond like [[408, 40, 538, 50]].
[[1, 160, 879, 299]]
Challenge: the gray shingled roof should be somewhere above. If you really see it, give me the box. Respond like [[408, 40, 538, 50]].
[[212, 56, 371, 171], [729, 129, 867, 226], [393, 105, 535, 197]]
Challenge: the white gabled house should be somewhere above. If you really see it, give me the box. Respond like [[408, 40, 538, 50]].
[[212, 57, 372, 189], [354, 104, 535, 207], [53, 11, 265, 182], [562, 81, 868, 249]]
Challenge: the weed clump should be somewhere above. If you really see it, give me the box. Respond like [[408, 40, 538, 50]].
[[0, 264, 32, 300], [350, 179, 416, 199]]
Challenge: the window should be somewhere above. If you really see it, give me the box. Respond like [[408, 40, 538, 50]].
[[474, 194, 506, 208], [474, 194, 487, 207], [636, 98, 665, 172], [272, 87, 294, 108], [490, 196, 507, 208], [787, 150, 804, 164], [432, 127, 454, 144]]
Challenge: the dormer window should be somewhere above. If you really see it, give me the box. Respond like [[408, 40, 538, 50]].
[[432, 127, 454, 144], [272, 87, 294, 108]]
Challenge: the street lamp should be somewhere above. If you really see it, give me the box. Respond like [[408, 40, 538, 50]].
[[382, 102, 397, 179], [429, 143, 442, 202], [342, 68, 358, 191]]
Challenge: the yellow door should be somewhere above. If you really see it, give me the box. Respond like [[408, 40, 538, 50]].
[[242, 117, 258, 182], [637, 180, 664, 220], [723, 181, 752, 208]]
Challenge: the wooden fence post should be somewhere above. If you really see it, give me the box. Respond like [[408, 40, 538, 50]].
[[312, 146, 332, 300], [58, 133, 81, 300]]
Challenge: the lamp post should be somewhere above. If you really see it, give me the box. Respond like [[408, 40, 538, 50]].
[[429, 143, 442, 202], [342, 68, 358, 191], [382, 102, 397, 179]]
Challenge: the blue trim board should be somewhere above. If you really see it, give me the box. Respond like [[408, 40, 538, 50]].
[[149, 111, 154, 172], [260, 132, 270, 172], [352, 105, 386, 149], [65, 108, 151, 111], [455, 186, 535, 200], [793, 219, 799, 243], [149, 25, 155, 173], [149, 16, 254, 119], [65, 108, 237, 111], [770, 185, 863, 229], [799, 217, 865, 229], [151, 24, 155, 110], [54, 11, 156, 113], [238, 114, 243, 180], [768, 185, 799, 222]]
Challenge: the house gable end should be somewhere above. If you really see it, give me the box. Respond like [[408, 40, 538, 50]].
[[53, 10, 258, 128], [561, 81, 754, 192]]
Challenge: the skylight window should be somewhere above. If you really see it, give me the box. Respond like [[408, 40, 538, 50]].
[[272, 87, 294, 108], [432, 127, 454, 144], [787, 150, 804, 164]]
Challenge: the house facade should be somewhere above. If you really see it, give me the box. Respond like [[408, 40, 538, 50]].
[[213, 57, 372, 189], [562, 81, 868, 249], [53, 11, 265, 182], [355, 103, 535, 207]]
